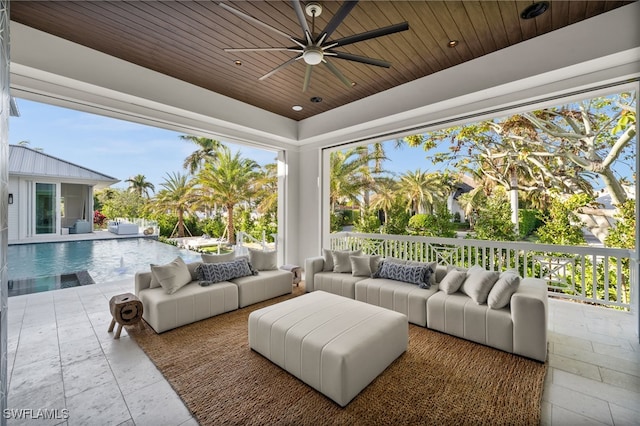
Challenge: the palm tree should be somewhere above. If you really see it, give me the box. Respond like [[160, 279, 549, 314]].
[[397, 170, 449, 215], [181, 135, 223, 174], [329, 148, 372, 213], [254, 163, 278, 215], [370, 178, 398, 224], [197, 146, 259, 244], [125, 174, 155, 198], [152, 172, 195, 237]]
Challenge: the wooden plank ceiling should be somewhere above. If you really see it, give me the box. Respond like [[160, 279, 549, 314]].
[[10, 1, 632, 120]]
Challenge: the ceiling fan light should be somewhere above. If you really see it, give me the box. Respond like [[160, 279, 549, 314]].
[[303, 47, 324, 65]]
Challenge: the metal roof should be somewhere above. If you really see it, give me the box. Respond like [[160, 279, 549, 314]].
[[8, 144, 119, 187]]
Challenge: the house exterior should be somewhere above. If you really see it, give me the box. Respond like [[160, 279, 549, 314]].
[[7, 144, 119, 242]]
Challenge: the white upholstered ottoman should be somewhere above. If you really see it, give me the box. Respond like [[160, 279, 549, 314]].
[[248, 291, 408, 407]]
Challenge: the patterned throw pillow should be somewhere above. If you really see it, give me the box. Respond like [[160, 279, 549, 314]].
[[196, 258, 254, 284], [375, 261, 433, 288]]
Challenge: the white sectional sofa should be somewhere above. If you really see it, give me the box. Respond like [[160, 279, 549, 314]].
[[135, 251, 293, 333], [305, 253, 548, 362]]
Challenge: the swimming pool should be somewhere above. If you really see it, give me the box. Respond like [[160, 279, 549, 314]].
[[8, 238, 202, 296]]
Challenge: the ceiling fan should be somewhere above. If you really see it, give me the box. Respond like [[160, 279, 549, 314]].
[[219, 1, 409, 92]]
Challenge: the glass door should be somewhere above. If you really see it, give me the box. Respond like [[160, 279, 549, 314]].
[[36, 183, 56, 234]]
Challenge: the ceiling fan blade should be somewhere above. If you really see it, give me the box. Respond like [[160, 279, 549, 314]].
[[219, 2, 293, 42], [302, 65, 313, 92], [329, 51, 391, 68], [224, 47, 299, 53], [291, 0, 311, 37], [323, 59, 352, 88], [258, 56, 300, 81], [321, 1, 359, 40], [329, 22, 409, 48]]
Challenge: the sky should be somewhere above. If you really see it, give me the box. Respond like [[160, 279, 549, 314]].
[[8, 99, 437, 190]]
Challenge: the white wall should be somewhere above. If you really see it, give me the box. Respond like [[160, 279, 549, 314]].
[[7, 177, 18, 241]]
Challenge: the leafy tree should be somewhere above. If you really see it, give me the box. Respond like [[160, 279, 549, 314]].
[[471, 188, 517, 241], [99, 188, 145, 219], [536, 194, 590, 245], [181, 135, 222, 174], [197, 146, 259, 244], [125, 174, 155, 198], [408, 205, 456, 238], [406, 93, 636, 236], [353, 210, 382, 233], [605, 199, 636, 249], [149, 172, 196, 238]]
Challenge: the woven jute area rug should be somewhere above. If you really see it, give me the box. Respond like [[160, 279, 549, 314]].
[[128, 286, 547, 425]]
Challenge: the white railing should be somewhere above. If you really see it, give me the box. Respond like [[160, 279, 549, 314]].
[[331, 232, 633, 310]]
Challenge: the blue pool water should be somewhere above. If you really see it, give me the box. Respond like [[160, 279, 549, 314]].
[[8, 238, 202, 296]]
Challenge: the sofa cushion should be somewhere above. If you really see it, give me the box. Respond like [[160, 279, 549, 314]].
[[151, 257, 193, 295], [196, 258, 254, 284], [331, 250, 362, 273], [248, 248, 278, 271], [149, 260, 202, 289], [460, 268, 500, 304], [488, 270, 521, 309], [439, 269, 467, 294], [374, 261, 432, 288], [201, 252, 236, 263], [350, 255, 382, 277], [322, 249, 362, 272]]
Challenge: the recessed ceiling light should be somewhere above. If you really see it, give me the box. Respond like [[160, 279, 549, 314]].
[[234, 60, 242, 66], [447, 40, 459, 48], [351, 82, 357, 87], [292, 105, 303, 111], [521, 2, 549, 19], [310, 96, 323, 103]]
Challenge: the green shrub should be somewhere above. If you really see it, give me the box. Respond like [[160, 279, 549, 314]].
[[518, 209, 542, 238]]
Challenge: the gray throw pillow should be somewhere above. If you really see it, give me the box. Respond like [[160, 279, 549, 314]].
[[322, 249, 335, 272], [196, 258, 254, 284], [248, 248, 277, 271], [439, 269, 467, 294], [201, 252, 235, 264], [488, 270, 521, 309], [350, 255, 380, 277], [150, 257, 193, 295], [387, 258, 438, 287], [461, 268, 500, 304], [332, 250, 362, 273]]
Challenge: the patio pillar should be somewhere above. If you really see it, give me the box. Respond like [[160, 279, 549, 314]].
[[0, 0, 10, 421]]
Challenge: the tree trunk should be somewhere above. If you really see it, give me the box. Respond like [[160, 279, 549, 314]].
[[178, 210, 185, 237], [227, 204, 235, 244], [509, 167, 519, 234]]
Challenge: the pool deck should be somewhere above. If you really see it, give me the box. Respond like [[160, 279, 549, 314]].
[[9, 230, 157, 245]]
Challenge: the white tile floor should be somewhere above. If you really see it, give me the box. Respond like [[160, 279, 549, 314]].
[[6, 279, 640, 425]]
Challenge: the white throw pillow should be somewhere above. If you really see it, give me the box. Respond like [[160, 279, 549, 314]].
[[460, 268, 500, 304], [248, 248, 278, 271], [332, 250, 362, 273], [322, 249, 335, 272], [439, 269, 467, 294], [350, 255, 381, 277], [201, 252, 235, 263], [151, 257, 192, 295], [488, 270, 521, 309], [150, 260, 201, 288]]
